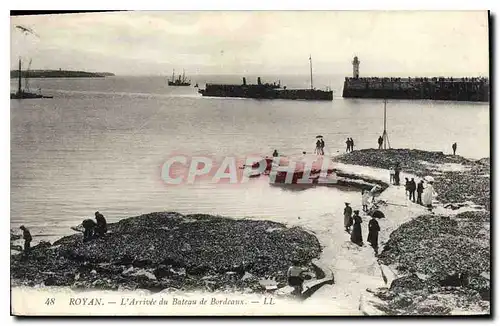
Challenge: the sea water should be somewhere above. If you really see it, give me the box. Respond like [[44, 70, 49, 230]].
[[10, 75, 490, 242]]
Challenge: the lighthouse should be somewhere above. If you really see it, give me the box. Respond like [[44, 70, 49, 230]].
[[352, 56, 360, 79]]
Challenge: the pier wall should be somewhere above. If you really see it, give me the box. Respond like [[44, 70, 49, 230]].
[[342, 77, 489, 102]]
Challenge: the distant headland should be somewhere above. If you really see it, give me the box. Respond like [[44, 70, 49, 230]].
[[10, 70, 115, 78]]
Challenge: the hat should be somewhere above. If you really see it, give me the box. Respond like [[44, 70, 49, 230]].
[[19, 225, 25, 230], [354, 210, 359, 214], [345, 202, 350, 205]]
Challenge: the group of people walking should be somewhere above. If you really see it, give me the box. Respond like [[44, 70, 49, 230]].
[[404, 178, 436, 210], [345, 138, 355, 153], [315, 138, 325, 155], [343, 202, 380, 252]]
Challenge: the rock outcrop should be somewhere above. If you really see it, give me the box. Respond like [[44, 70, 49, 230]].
[[11, 212, 322, 293]]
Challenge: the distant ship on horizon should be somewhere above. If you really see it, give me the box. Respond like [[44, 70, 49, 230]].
[[168, 69, 191, 86], [198, 56, 333, 101]]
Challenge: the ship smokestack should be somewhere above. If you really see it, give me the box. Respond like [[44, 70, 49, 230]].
[[243, 77, 247, 85], [257, 77, 261, 85]]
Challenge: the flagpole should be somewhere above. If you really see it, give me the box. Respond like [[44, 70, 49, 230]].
[[309, 55, 313, 90]]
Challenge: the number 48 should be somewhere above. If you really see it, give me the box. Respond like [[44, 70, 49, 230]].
[[45, 298, 55, 305]]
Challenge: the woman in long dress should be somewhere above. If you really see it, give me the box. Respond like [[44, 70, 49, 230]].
[[367, 216, 380, 250], [350, 210, 363, 246], [422, 181, 436, 210]]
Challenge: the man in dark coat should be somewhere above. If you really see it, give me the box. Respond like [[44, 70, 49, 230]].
[[19, 225, 32, 254], [350, 210, 363, 246], [343, 203, 353, 232], [417, 180, 424, 205], [409, 178, 417, 202], [95, 211, 107, 237], [345, 138, 350, 153], [452, 142, 457, 155], [273, 149, 279, 157], [394, 163, 401, 185], [82, 219, 97, 242], [350, 138, 355, 152], [367, 216, 380, 252], [378, 136, 383, 149]]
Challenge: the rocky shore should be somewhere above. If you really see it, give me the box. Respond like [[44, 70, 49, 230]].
[[334, 149, 490, 315], [11, 212, 321, 293]]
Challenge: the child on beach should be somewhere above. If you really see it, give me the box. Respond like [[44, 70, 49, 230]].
[[287, 261, 310, 295], [362, 190, 370, 212]]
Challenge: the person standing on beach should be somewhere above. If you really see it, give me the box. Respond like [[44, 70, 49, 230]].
[[417, 180, 424, 205], [350, 210, 363, 246], [404, 178, 410, 198], [367, 215, 380, 252], [362, 190, 370, 212], [343, 202, 353, 232], [273, 149, 279, 157], [19, 225, 32, 254], [394, 163, 401, 185], [350, 138, 355, 152], [315, 139, 322, 155], [389, 166, 395, 185], [452, 142, 457, 155], [409, 178, 417, 202], [345, 138, 350, 153], [319, 138, 325, 155], [378, 136, 383, 149], [422, 181, 436, 212]]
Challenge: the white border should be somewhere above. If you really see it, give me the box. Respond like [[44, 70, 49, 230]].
[[2, 1, 498, 325]]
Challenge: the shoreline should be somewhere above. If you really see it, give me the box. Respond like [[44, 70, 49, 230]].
[[10, 148, 490, 315]]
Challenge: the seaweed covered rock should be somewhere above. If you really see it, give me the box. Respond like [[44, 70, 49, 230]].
[[11, 212, 322, 292], [374, 212, 490, 315], [379, 214, 490, 281]]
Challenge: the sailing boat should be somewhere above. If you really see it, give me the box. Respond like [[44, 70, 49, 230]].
[[168, 69, 191, 86], [11, 58, 52, 99]]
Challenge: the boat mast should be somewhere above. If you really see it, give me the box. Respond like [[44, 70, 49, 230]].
[[18, 57, 22, 94], [172, 69, 175, 82], [182, 69, 185, 83], [309, 55, 313, 90]]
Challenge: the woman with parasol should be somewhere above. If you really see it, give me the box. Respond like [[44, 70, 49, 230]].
[[422, 176, 436, 211], [315, 135, 324, 155]]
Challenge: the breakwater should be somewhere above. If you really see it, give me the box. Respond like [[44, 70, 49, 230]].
[[342, 77, 489, 102]]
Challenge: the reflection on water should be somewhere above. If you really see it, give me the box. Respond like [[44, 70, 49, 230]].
[[10, 76, 490, 242]]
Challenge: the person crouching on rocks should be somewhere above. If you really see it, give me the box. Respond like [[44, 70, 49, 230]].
[[19, 225, 32, 254], [343, 202, 353, 232], [94, 211, 107, 237], [350, 210, 363, 246], [82, 218, 97, 242], [287, 261, 309, 296]]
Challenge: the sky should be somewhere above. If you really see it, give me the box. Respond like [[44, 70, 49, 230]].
[[10, 11, 490, 77]]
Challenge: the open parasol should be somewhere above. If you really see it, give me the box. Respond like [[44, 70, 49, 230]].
[[369, 209, 385, 219], [424, 176, 435, 182]]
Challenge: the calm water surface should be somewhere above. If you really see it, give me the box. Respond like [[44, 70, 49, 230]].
[[10, 76, 490, 242]]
